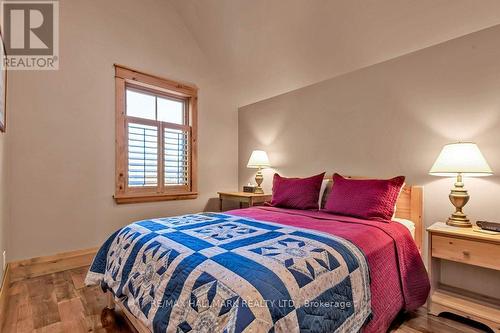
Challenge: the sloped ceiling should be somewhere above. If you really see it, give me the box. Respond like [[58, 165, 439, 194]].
[[170, 0, 500, 107]]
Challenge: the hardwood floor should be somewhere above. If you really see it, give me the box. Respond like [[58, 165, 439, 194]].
[[3, 266, 133, 333], [1, 266, 493, 333]]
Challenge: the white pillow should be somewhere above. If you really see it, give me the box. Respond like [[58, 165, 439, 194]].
[[318, 179, 330, 209]]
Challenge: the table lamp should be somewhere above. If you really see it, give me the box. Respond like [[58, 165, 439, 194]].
[[247, 150, 271, 194], [429, 142, 493, 227]]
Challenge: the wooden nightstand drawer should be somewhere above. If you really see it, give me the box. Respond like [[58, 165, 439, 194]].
[[432, 234, 500, 270]]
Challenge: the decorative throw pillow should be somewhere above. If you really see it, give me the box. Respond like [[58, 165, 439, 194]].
[[271, 172, 326, 210], [324, 173, 405, 221]]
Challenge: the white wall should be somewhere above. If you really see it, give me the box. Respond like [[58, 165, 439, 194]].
[[172, 0, 500, 107], [239, 24, 500, 298], [6, 0, 239, 261]]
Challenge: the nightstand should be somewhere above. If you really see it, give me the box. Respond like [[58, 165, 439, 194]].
[[427, 222, 500, 332], [217, 192, 272, 211]]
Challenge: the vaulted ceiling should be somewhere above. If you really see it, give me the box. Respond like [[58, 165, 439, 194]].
[[170, 0, 500, 106]]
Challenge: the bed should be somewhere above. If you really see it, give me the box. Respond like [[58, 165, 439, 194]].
[[86, 182, 429, 333]]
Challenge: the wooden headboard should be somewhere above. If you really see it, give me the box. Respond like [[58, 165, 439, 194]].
[[321, 176, 423, 252], [394, 185, 424, 252]]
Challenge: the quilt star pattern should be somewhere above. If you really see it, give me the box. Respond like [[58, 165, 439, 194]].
[[86, 213, 371, 333]]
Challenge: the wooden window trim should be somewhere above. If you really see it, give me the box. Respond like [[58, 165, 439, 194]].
[[113, 64, 198, 204]]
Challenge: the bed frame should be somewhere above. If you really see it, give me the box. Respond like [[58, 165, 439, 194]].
[[106, 294, 149, 333], [104, 179, 424, 332]]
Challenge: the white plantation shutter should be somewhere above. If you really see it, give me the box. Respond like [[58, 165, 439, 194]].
[[164, 128, 189, 187], [127, 123, 158, 187]]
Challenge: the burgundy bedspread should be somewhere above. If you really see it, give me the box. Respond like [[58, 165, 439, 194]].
[[228, 207, 430, 333]]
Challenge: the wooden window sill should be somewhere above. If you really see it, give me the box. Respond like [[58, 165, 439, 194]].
[[114, 192, 198, 204]]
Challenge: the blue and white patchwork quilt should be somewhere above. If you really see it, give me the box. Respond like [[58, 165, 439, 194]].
[[86, 213, 371, 332]]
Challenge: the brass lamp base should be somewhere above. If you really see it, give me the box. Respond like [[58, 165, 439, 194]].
[[447, 215, 471, 228], [254, 168, 264, 194], [446, 173, 472, 228]]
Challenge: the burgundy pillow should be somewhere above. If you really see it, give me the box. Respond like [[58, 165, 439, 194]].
[[324, 173, 405, 221], [271, 172, 325, 210]]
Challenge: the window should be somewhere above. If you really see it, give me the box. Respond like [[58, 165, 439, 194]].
[[114, 65, 197, 203]]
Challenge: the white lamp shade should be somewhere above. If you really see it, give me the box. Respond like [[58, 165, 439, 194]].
[[247, 150, 270, 168], [429, 142, 493, 176]]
